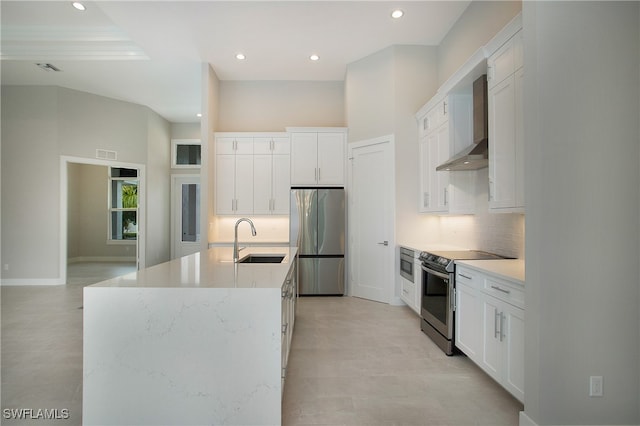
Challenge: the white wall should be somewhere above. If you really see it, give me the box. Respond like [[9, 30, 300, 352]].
[[217, 81, 344, 132], [1, 86, 171, 283], [523, 2, 639, 424]]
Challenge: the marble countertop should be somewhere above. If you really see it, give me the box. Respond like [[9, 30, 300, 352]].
[[89, 246, 297, 289], [455, 259, 525, 285]]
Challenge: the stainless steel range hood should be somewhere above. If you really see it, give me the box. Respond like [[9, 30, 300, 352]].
[[436, 74, 488, 171]]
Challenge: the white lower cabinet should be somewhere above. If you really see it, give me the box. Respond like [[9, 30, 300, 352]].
[[400, 276, 419, 314], [455, 265, 524, 402], [455, 275, 482, 361], [281, 259, 297, 395]]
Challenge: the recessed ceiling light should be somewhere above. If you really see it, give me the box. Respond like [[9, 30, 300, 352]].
[[72, 2, 86, 11], [236, 53, 246, 60], [391, 9, 404, 19], [309, 54, 320, 61]]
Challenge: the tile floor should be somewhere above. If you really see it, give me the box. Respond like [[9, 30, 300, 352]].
[[283, 297, 523, 425], [2, 264, 523, 425]]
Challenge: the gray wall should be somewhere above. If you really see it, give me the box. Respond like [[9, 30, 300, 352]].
[[1, 87, 60, 280], [523, 1, 640, 424], [1, 86, 171, 282], [437, 1, 522, 86], [67, 164, 134, 260]]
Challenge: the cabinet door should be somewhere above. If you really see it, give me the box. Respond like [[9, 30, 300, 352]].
[[234, 155, 254, 213], [488, 37, 515, 89], [217, 137, 253, 155], [434, 124, 450, 211], [455, 282, 482, 362], [419, 136, 431, 212], [216, 137, 236, 155], [481, 296, 502, 383], [317, 133, 345, 185], [514, 68, 525, 209], [488, 74, 517, 210], [253, 137, 272, 155], [215, 155, 236, 214], [272, 137, 290, 155], [253, 155, 272, 214], [272, 155, 291, 214], [290, 133, 318, 185], [503, 303, 525, 402], [400, 276, 418, 314]]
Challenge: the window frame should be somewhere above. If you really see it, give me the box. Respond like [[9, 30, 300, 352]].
[[171, 139, 202, 169], [107, 167, 139, 245]]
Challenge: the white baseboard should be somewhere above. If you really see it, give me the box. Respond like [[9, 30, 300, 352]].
[[68, 256, 136, 264], [389, 295, 405, 306], [1, 278, 65, 286], [519, 411, 538, 426]]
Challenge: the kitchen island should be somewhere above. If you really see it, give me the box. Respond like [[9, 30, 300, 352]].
[[83, 246, 298, 426]]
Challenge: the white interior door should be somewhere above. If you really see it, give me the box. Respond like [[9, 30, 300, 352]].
[[172, 175, 201, 259], [348, 136, 395, 303]]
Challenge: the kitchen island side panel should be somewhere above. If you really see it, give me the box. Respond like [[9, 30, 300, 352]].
[[83, 287, 281, 426]]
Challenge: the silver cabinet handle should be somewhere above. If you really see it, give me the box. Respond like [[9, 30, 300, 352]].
[[459, 273, 472, 280], [444, 187, 448, 206], [318, 168, 321, 181], [491, 285, 511, 294], [494, 309, 500, 339], [500, 312, 505, 342], [377, 241, 389, 246], [424, 192, 429, 208], [282, 323, 288, 335], [314, 168, 317, 181]]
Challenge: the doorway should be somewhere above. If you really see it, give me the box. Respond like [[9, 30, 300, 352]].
[[60, 156, 146, 284], [171, 175, 201, 259], [347, 135, 395, 303]]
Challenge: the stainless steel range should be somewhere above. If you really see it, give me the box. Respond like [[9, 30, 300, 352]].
[[419, 250, 505, 355]]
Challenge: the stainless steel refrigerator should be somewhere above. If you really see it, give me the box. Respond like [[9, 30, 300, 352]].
[[290, 188, 345, 295]]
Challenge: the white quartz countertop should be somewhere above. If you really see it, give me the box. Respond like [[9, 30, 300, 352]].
[[455, 259, 525, 285], [89, 246, 297, 289]]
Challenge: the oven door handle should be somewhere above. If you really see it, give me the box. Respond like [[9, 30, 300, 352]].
[[421, 265, 450, 280]]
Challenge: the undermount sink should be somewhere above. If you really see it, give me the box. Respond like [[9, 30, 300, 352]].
[[237, 254, 285, 264]]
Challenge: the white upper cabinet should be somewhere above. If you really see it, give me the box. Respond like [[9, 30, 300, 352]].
[[215, 133, 290, 215], [216, 137, 254, 155], [253, 137, 291, 215], [417, 94, 476, 214], [487, 29, 524, 212], [289, 128, 346, 186]]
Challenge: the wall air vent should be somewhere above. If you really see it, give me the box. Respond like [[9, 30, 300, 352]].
[[96, 149, 117, 161], [36, 63, 61, 72]]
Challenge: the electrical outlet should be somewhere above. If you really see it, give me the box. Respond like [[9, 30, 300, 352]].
[[589, 376, 603, 397]]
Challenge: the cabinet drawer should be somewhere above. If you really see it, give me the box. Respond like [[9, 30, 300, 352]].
[[456, 267, 481, 289], [401, 278, 416, 299], [482, 276, 524, 308]]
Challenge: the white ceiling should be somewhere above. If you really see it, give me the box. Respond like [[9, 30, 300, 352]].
[[1, 0, 470, 123]]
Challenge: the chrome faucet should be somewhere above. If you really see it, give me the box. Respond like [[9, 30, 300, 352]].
[[233, 218, 257, 262]]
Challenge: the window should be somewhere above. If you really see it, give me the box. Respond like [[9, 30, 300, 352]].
[[172, 139, 201, 168], [109, 167, 138, 242]]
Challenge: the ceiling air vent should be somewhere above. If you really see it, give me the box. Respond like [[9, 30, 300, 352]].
[[96, 149, 117, 161], [36, 63, 61, 72]]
